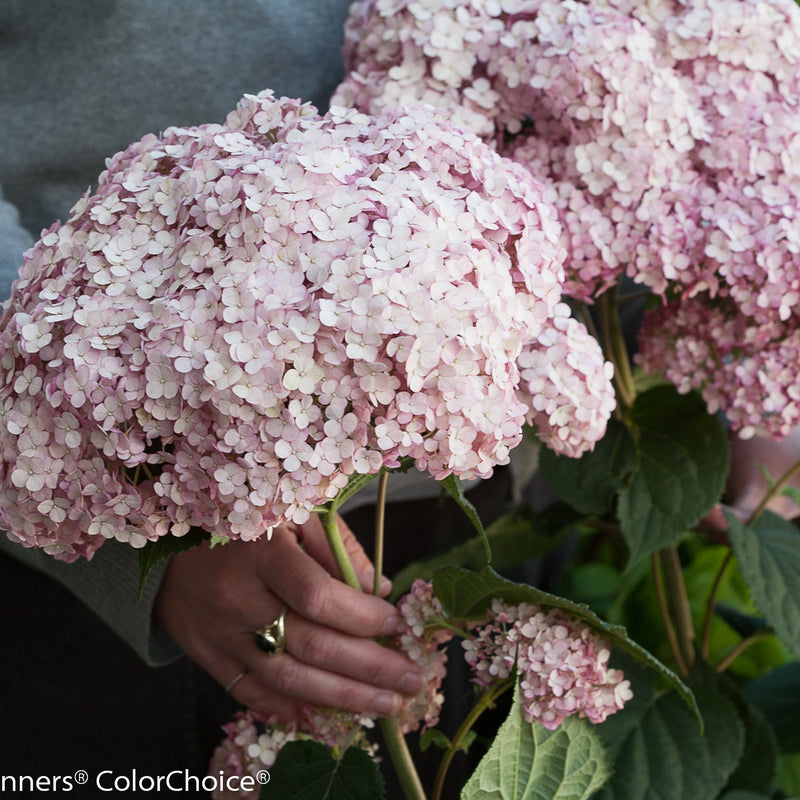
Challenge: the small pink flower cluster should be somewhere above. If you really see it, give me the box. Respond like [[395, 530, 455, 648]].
[[334, 0, 800, 438], [463, 599, 632, 730], [208, 712, 296, 800], [207, 708, 375, 800], [393, 578, 454, 733], [0, 90, 613, 560]]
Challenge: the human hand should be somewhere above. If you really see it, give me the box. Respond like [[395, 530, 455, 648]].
[[154, 514, 423, 723], [724, 428, 800, 521], [700, 428, 800, 535]]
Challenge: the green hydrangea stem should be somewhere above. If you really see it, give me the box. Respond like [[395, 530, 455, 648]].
[[321, 509, 361, 591], [380, 717, 428, 800], [321, 499, 428, 799], [432, 681, 510, 800], [373, 472, 389, 596], [598, 289, 636, 411]]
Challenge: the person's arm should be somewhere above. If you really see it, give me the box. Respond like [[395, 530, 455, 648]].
[[1, 184, 182, 666], [0, 186, 33, 302]]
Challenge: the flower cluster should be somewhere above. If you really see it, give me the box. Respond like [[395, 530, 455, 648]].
[[393, 578, 454, 733], [207, 708, 375, 800], [637, 296, 800, 439], [208, 580, 454, 797], [208, 712, 296, 800], [334, 0, 800, 438], [463, 600, 632, 730], [0, 90, 614, 560]]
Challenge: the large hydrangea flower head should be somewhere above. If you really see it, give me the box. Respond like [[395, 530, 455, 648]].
[[0, 90, 613, 560], [334, 0, 800, 438]]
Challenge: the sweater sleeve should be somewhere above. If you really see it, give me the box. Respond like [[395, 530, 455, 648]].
[[0, 535, 183, 666], [0, 186, 33, 302], [0, 187, 182, 667]]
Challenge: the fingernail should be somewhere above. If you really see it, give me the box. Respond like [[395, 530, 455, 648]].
[[372, 691, 400, 717], [379, 575, 393, 594], [381, 614, 403, 636], [397, 671, 423, 696]]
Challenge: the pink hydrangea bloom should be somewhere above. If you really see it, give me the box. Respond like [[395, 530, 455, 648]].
[[298, 705, 378, 756], [208, 711, 297, 800], [335, 0, 800, 438], [393, 579, 455, 733], [0, 90, 613, 560], [637, 296, 800, 439], [463, 600, 632, 729]]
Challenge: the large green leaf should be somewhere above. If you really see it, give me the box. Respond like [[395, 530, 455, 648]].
[[595, 657, 745, 800], [720, 680, 778, 796], [266, 741, 385, 800], [538, 419, 636, 516], [390, 503, 582, 600], [461, 684, 611, 800], [726, 510, 800, 659], [743, 662, 800, 753], [433, 565, 698, 722], [617, 386, 729, 565]]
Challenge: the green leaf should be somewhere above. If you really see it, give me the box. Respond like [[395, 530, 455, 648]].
[[719, 684, 778, 797], [682, 545, 788, 679], [461, 684, 611, 800], [420, 728, 477, 755], [538, 418, 636, 516], [743, 662, 800, 753], [617, 386, 729, 565], [267, 740, 385, 800], [725, 510, 800, 659], [595, 657, 745, 800], [714, 604, 770, 639], [432, 565, 699, 722], [778, 752, 800, 795], [390, 503, 582, 601], [137, 526, 208, 595], [439, 473, 492, 564], [718, 793, 771, 800]]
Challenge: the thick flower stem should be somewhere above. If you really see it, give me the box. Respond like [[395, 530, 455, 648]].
[[321, 509, 361, 592], [598, 290, 636, 411], [652, 553, 689, 678], [659, 546, 695, 672], [321, 501, 428, 799], [373, 472, 389, 596], [380, 717, 428, 800]]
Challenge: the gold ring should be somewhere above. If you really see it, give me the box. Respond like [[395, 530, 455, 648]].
[[225, 669, 247, 693], [254, 605, 288, 656]]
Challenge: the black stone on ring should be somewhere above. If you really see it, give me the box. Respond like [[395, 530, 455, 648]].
[[254, 605, 288, 656]]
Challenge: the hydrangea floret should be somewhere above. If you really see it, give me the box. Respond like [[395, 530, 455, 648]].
[[0, 90, 613, 561], [333, 0, 800, 438], [462, 599, 633, 730]]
